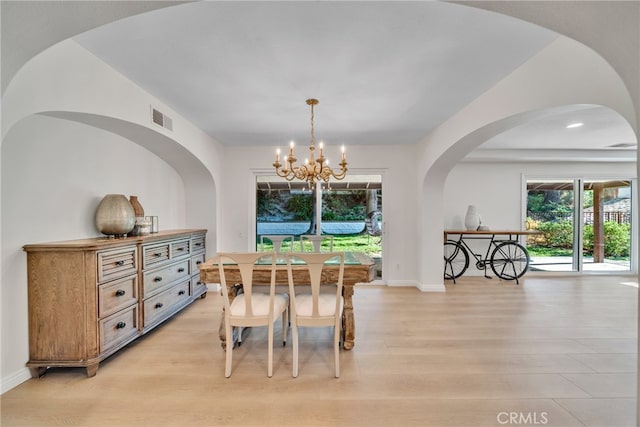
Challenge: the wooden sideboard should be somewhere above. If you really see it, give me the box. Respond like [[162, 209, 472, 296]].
[[23, 229, 207, 378]]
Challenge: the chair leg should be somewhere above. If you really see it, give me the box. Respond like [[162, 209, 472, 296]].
[[334, 323, 340, 378], [292, 322, 299, 378], [267, 322, 274, 378], [282, 308, 288, 346], [225, 322, 233, 378]]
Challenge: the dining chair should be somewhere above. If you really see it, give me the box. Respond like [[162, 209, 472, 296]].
[[285, 252, 345, 378], [216, 252, 289, 378], [259, 235, 295, 252], [299, 234, 334, 252]]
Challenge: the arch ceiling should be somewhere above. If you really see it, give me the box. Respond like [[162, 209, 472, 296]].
[[2, 1, 637, 159]]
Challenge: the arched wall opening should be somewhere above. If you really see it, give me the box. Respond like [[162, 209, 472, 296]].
[[39, 111, 217, 247], [419, 105, 638, 290], [1, 111, 216, 388]]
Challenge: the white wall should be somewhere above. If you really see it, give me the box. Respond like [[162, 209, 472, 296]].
[[219, 144, 420, 286]]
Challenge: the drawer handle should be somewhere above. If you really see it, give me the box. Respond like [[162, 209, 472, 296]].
[[116, 321, 126, 329], [154, 276, 163, 282], [196, 260, 202, 265], [178, 290, 186, 295], [197, 281, 203, 285], [154, 252, 163, 257], [115, 289, 126, 297], [155, 302, 164, 309], [195, 243, 202, 247], [177, 268, 185, 273], [115, 260, 125, 266], [177, 247, 185, 252]]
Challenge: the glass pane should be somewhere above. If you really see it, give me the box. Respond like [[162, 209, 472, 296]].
[[526, 180, 576, 272], [256, 181, 313, 251], [582, 180, 632, 272], [320, 176, 383, 278]]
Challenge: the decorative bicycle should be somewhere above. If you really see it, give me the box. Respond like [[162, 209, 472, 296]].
[[443, 230, 536, 284]]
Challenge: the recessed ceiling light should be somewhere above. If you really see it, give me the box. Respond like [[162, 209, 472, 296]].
[[566, 122, 584, 129]]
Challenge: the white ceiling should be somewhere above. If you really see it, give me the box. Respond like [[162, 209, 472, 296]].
[[65, 2, 634, 157]]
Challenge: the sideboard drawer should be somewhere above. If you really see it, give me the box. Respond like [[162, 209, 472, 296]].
[[100, 305, 138, 352], [143, 281, 190, 327], [171, 239, 191, 259], [191, 234, 206, 253], [143, 259, 190, 297], [97, 246, 137, 283], [191, 273, 206, 297], [190, 253, 205, 274], [98, 275, 138, 318], [142, 243, 170, 268]]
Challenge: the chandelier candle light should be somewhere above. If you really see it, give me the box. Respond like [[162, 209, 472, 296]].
[[273, 98, 347, 187]]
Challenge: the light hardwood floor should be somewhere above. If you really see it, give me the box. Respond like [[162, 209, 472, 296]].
[[2, 275, 637, 426]]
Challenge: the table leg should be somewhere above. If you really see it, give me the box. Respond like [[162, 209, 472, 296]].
[[342, 284, 355, 350]]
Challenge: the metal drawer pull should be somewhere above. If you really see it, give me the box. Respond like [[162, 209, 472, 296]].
[[115, 289, 126, 297], [177, 268, 185, 273], [197, 281, 203, 285], [178, 290, 185, 295], [195, 242, 202, 247], [115, 260, 125, 266], [155, 302, 163, 309], [196, 260, 202, 265], [154, 276, 163, 282], [154, 252, 163, 257], [116, 321, 126, 329]]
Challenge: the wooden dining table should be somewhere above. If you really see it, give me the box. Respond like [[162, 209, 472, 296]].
[[198, 252, 376, 350]]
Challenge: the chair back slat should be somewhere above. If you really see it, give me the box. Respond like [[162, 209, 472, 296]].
[[286, 252, 344, 318], [217, 252, 276, 319]]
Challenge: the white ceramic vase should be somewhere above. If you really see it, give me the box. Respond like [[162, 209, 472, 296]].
[[95, 194, 136, 237], [464, 205, 480, 231]]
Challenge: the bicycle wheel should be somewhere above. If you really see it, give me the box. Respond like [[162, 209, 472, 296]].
[[490, 241, 530, 280], [444, 240, 469, 280]]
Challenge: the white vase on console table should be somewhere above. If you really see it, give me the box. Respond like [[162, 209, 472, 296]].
[[464, 205, 480, 231]]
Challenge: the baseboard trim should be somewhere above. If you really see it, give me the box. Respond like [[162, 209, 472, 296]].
[[386, 280, 418, 287], [2, 367, 31, 395], [417, 283, 447, 292]]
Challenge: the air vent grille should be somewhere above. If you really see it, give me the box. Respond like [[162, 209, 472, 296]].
[[151, 107, 173, 131], [608, 143, 637, 148]]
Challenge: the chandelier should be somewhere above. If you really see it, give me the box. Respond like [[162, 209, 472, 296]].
[[273, 98, 347, 187]]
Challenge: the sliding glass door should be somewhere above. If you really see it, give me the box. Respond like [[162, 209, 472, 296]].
[[582, 180, 632, 271], [526, 178, 632, 273], [255, 174, 383, 278]]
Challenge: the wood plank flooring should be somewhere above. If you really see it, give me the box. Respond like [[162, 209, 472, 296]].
[[2, 275, 637, 426]]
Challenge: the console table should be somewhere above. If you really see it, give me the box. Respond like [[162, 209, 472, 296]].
[[23, 229, 207, 377]]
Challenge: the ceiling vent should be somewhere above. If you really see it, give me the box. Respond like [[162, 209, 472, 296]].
[[151, 107, 173, 131], [608, 142, 637, 148]]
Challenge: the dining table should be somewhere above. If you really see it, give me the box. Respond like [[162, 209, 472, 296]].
[[198, 251, 376, 350]]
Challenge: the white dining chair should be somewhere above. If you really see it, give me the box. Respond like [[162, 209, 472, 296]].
[[259, 235, 295, 252], [299, 234, 334, 252], [286, 252, 344, 378], [216, 252, 289, 378]]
